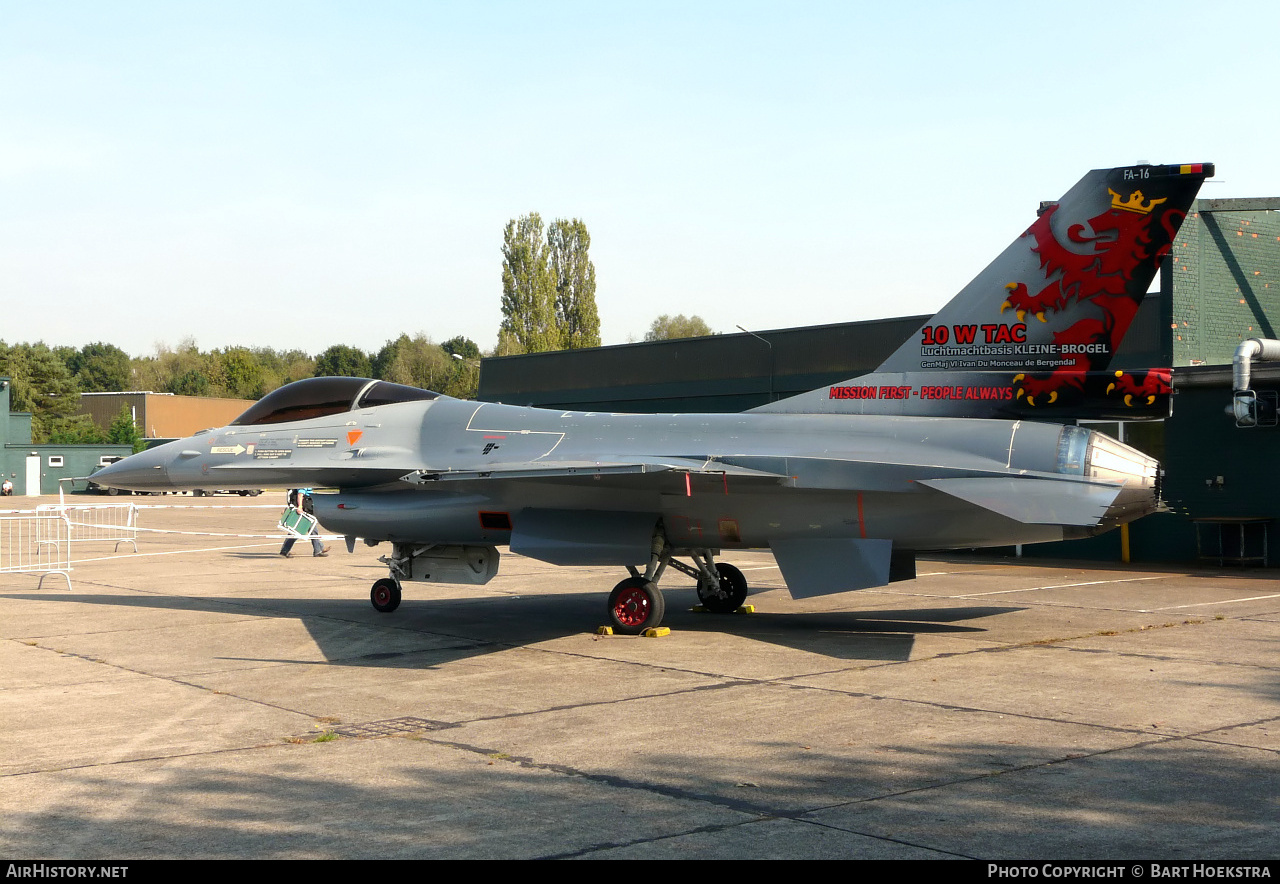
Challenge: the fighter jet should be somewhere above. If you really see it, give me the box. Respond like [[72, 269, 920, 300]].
[[94, 162, 1212, 634]]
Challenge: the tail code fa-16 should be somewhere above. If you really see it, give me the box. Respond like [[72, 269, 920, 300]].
[[95, 162, 1213, 634]]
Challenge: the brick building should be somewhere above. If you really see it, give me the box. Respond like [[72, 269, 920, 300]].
[[1170, 198, 1280, 365]]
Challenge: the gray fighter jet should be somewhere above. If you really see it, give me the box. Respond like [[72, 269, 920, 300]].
[[94, 162, 1212, 633]]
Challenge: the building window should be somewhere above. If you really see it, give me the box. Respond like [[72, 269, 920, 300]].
[[47, 456, 64, 468]]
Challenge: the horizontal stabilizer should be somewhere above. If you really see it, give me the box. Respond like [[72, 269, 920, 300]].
[[769, 537, 895, 599], [918, 477, 1121, 526]]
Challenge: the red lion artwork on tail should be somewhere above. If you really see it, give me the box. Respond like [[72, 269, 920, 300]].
[[1106, 368, 1172, 407], [1004, 187, 1184, 404]]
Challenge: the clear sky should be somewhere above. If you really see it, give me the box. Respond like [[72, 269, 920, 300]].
[[4, 1, 1277, 359]]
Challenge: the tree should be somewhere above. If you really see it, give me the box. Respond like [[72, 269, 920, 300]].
[[373, 335, 446, 389], [0, 341, 94, 442], [435, 336, 480, 399], [371, 336, 403, 381], [494, 328, 527, 357], [68, 342, 133, 392], [216, 348, 266, 399], [499, 213, 559, 354], [107, 404, 145, 452], [371, 333, 478, 398], [644, 314, 713, 341], [44, 419, 106, 444], [440, 336, 479, 361], [314, 345, 372, 378], [169, 369, 211, 397], [132, 338, 204, 395], [548, 218, 600, 349], [251, 347, 314, 395]]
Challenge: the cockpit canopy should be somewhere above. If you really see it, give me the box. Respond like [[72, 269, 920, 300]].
[[230, 377, 440, 427]]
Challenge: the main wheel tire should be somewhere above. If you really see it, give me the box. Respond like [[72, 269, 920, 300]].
[[608, 577, 665, 635], [370, 578, 402, 613], [697, 562, 749, 613]]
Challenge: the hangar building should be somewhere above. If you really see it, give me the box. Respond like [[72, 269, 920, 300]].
[[0, 379, 132, 497], [77, 391, 251, 440]]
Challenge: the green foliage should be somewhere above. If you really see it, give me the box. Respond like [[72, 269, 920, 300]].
[[494, 328, 526, 357], [0, 331, 481, 443], [500, 214, 601, 353], [252, 347, 315, 392], [440, 336, 480, 361], [67, 342, 133, 392], [132, 338, 201, 395], [314, 345, 372, 378], [444, 361, 479, 399], [52, 345, 79, 377], [500, 213, 560, 353], [45, 415, 107, 444], [216, 348, 266, 399], [372, 334, 477, 399], [371, 336, 405, 380], [439, 336, 481, 399], [130, 341, 314, 401], [375, 334, 447, 388], [548, 219, 600, 349], [107, 405, 145, 452], [0, 341, 87, 443], [644, 314, 713, 342], [169, 368, 211, 397]]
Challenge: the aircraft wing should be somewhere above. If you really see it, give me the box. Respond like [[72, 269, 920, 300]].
[[404, 457, 793, 484]]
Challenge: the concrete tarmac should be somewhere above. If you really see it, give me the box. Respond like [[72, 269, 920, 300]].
[[1, 496, 1276, 859]]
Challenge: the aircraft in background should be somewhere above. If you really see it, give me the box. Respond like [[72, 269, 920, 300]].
[[93, 162, 1213, 634]]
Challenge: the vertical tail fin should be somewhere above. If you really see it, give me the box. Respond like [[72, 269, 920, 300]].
[[755, 162, 1212, 418]]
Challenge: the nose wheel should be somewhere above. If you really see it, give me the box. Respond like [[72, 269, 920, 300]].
[[371, 578, 402, 613]]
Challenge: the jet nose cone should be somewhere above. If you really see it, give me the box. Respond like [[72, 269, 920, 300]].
[[92, 445, 172, 491]]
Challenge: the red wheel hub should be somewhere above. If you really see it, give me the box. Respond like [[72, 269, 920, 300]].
[[612, 587, 651, 627]]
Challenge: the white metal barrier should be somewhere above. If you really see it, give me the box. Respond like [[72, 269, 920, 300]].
[[38, 503, 139, 553], [0, 511, 73, 590]]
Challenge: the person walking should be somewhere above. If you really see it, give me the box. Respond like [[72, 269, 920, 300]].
[[280, 488, 329, 557]]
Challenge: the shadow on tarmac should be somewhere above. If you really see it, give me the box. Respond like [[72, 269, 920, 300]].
[[1, 722, 1273, 859], [4, 588, 1023, 667]]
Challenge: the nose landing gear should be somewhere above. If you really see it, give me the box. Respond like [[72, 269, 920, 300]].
[[370, 578, 401, 613]]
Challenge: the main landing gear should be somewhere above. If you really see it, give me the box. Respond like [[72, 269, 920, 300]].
[[607, 536, 749, 635]]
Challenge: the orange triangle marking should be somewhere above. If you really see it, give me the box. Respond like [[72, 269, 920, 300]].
[[347, 430, 363, 446]]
